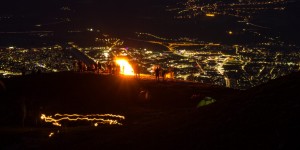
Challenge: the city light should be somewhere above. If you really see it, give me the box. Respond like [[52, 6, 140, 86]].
[[170, 0, 290, 20]]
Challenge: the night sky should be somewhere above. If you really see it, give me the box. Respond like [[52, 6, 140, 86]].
[[0, 0, 300, 44]]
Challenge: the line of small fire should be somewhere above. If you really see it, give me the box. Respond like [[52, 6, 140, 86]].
[[41, 113, 125, 127]]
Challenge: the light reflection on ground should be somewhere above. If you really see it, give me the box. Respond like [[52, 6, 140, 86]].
[[41, 113, 125, 127]]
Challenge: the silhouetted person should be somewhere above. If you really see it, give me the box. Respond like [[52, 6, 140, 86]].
[[31, 69, 36, 75], [78, 61, 82, 72], [155, 67, 160, 81], [107, 63, 112, 74], [137, 64, 141, 78], [168, 67, 174, 79], [122, 66, 125, 74], [83, 63, 87, 72], [116, 64, 120, 75], [94, 63, 98, 73], [73, 61, 77, 72], [134, 63, 140, 78], [37, 69, 41, 74], [0, 80, 5, 93], [91, 64, 95, 72], [21, 67, 26, 76], [162, 69, 166, 81], [97, 62, 101, 74], [112, 62, 116, 75]]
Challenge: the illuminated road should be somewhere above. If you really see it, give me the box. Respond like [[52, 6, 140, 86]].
[[109, 39, 121, 57], [147, 41, 220, 52], [0, 70, 21, 76]]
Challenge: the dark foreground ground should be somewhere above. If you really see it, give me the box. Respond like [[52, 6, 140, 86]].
[[0, 72, 299, 149]]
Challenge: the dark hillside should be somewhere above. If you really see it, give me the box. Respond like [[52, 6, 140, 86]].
[[0, 72, 299, 149], [0, 72, 234, 126]]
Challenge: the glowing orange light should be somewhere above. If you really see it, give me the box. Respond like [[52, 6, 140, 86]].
[[206, 13, 215, 17], [41, 113, 125, 127], [49, 132, 54, 138], [115, 59, 134, 75]]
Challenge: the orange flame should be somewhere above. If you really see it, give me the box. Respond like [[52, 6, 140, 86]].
[[115, 59, 134, 75]]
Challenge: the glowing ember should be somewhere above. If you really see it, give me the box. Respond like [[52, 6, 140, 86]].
[[49, 132, 54, 138], [41, 113, 125, 127], [115, 59, 134, 75]]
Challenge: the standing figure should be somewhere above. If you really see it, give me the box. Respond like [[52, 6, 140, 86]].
[[116, 64, 120, 75], [107, 62, 112, 74], [73, 61, 77, 72], [97, 62, 101, 74], [94, 63, 98, 73], [155, 67, 160, 81], [21, 67, 26, 76], [162, 69, 166, 81], [134, 63, 140, 78], [78, 61, 82, 72], [136, 64, 141, 78]]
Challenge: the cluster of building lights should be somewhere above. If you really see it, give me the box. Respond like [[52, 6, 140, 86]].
[[168, 0, 290, 20]]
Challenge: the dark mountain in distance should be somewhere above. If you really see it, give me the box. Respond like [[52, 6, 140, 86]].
[[252, 0, 300, 44], [0, 0, 300, 44]]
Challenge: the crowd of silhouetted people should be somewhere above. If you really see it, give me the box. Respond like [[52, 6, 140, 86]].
[[154, 66, 174, 82], [73, 60, 123, 75], [73, 60, 103, 74], [133, 62, 141, 78], [20, 60, 175, 82], [21, 67, 42, 76], [72, 60, 144, 78]]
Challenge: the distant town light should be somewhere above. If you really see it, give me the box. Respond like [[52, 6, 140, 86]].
[[104, 52, 109, 58]]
